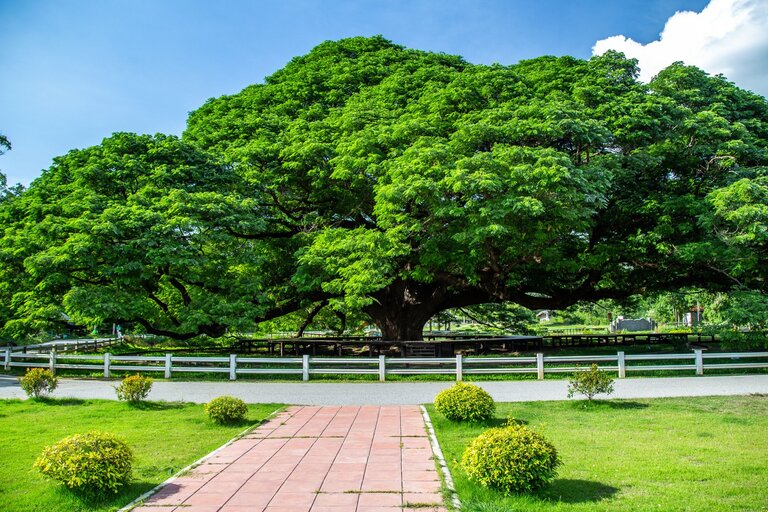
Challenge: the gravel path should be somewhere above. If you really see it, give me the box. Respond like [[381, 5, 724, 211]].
[[2, 374, 766, 404]]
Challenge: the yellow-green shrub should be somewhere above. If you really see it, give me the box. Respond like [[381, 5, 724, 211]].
[[19, 368, 58, 398], [115, 374, 152, 402], [205, 395, 248, 424], [434, 382, 495, 422], [461, 423, 560, 494], [34, 431, 133, 495]]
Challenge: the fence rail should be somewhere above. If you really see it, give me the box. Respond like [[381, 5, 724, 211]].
[[5, 337, 119, 354], [3, 348, 768, 381]]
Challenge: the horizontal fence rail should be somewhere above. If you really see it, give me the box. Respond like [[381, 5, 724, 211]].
[[3, 348, 768, 382], [5, 337, 119, 354]]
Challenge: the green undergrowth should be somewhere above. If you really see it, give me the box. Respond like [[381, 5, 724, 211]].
[[428, 395, 768, 511], [0, 398, 282, 512]]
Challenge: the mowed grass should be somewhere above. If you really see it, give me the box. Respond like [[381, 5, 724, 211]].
[[0, 398, 282, 512], [428, 395, 768, 512]]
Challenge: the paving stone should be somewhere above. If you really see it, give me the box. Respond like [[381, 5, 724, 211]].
[[131, 406, 446, 512]]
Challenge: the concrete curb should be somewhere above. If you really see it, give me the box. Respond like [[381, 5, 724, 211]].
[[421, 405, 461, 512]]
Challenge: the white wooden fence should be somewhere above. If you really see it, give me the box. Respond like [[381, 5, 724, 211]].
[[3, 348, 768, 381], [7, 337, 119, 353]]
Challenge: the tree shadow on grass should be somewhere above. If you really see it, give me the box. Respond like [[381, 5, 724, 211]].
[[541, 479, 619, 504], [212, 417, 259, 428], [36, 397, 87, 406], [53, 480, 158, 510], [569, 399, 648, 411], [480, 417, 530, 428], [125, 401, 186, 411], [605, 400, 649, 410]]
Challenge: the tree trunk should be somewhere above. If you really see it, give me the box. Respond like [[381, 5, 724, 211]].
[[363, 277, 499, 341], [364, 279, 442, 341], [369, 309, 432, 341]]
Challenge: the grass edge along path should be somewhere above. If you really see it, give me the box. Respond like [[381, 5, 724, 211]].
[[0, 398, 283, 512], [427, 395, 768, 512]]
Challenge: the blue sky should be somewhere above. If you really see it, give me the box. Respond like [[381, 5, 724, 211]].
[[1, 0, 749, 186]]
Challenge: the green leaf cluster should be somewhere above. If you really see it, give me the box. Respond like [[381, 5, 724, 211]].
[[204, 395, 248, 424], [567, 364, 615, 402], [19, 368, 58, 398], [460, 423, 561, 494], [34, 431, 133, 496], [434, 382, 495, 422], [2, 37, 767, 340], [114, 374, 153, 403]]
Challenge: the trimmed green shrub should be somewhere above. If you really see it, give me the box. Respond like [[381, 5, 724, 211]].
[[205, 395, 248, 424], [34, 431, 133, 495], [115, 374, 153, 402], [567, 363, 615, 402], [19, 368, 58, 398], [434, 382, 495, 422], [461, 423, 561, 494]]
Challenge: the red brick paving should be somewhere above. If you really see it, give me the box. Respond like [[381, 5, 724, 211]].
[[136, 406, 447, 512]]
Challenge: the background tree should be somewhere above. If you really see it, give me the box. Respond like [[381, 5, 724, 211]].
[[455, 303, 537, 334], [2, 38, 767, 341]]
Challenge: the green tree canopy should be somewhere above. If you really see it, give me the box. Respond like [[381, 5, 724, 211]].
[[2, 37, 767, 340]]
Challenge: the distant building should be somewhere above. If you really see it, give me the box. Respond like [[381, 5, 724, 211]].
[[536, 310, 553, 322], [683, 306, 704, 327], [610, 317, 656, 332]]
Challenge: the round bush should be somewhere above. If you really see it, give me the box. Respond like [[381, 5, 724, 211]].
[[567, 364, 615, 402], [205, 395, 248, 424], [115, 374, 153, 402], [434, 382, 495, 422], [461, 423, 561, 494], [19, 368, 58, 398], [34, 431, 133, 495]]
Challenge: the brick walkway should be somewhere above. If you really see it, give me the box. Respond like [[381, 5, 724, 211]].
[[132, 406, 448, 512]]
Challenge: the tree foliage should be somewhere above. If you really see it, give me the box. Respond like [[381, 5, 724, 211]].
[[1, 37, 767, 340]]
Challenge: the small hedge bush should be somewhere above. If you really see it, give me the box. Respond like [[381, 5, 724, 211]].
[[115, 374, 153, 402], [461, 423, 561, 494], [205, 395, 248, 424], [34, 431, 133, 495], [567, 364, 615, 402], [19, 368, 58, 398], [434, 382, 495, 422]]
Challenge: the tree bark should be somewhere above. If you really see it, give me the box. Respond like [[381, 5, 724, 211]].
[[363, 278, 495, 341]]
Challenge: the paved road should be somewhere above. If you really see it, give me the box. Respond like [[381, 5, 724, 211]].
[[1, 374, 766, 404]]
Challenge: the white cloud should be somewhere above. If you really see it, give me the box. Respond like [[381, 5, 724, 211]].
[[593, 0, 768, 98]]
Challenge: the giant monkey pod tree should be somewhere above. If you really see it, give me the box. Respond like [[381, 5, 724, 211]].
[[1, 36, 767, 341]]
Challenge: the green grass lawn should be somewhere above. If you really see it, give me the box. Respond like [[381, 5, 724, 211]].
[[428, 395, 768, 512], [0, 398, 282, 512]]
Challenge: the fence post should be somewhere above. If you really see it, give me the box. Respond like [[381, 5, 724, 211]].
[[379, 355, 386, 382], [165, 353, 172, 379], [4, 347, 10, 371], [302, 354, 310, 381], [695, 349, 704, 376], [229, 354, 237, 381], [618, 351, 626, 379], [455, 354, 463, 382], [104, 353, 111, 378], [49, 347, 57, 375], [536, 353, 545, 380]]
